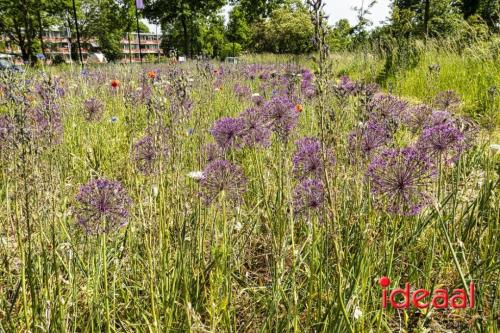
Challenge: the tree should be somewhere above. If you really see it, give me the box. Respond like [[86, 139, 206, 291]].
[[231, 0, 286, 23], [226, 5, 251, 47], [326, 19, 353, 51], [143, 0, 227, 57], [251, 3, 314, 54]]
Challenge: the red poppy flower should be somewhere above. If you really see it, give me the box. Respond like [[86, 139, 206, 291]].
[[111, 79, 120, 89], [295, 104, 303, 113], [147, 71, 156, 79]]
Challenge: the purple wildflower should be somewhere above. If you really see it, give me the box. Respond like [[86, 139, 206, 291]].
[[433, 90, 461, 111], [424, 110, 454, 128], [401, 104, 434, 132], [367, 147, 435, 216], [210, 117, 245, 150], [292, 137, 335, 180], [200, 159, 247, 205], [27, 107, 63, 146], [348, 121, 391, 161], [202, 143, 223, 163], [301, 70, 316, 98], [252, 94, 265, 107], [0, 114, 15, 154], [293, 179, 325, 215], [131, 135, 161, 175], [368, 93, 408, 124], [238, 108, 272, 148], [234, 83, 252, 100], [263, 95, 298, 141], [337, 76, 358, 96], [83, 98, 104, 122], [74, 178, 132, 234], [417, 121, 467, 164]]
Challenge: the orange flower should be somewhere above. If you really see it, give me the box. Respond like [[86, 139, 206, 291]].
[[111, 79, 120, 89], [147, 71, 156, 79], [295, 104, 303, 113]]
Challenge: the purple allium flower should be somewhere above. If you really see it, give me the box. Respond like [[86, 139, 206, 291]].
[[367, 147, 435, 216], [83, 98, 104, 122], [201, 143, 223, 163], [131, 135, 161, 175], [0, 114, 15, 154], [417, 121, 467, 164], [348, 121, 391, 161], [252, 94, 265, 107], [210, 117, 245, 150], [74, 178, 132, 234], [238, 108, 272, 148], [368, 93, 408, 124], [293, 179, 325, 215], [292, 137, 335, 180], [433, 90, 461, 111], [424, 110, 454, 128], [27, 107, 63, 146], [200, 159, 247, 205], [401, 104, 434, 132], [234, 83, 252, 100], [263, 95, 298, 141], [337, 75, 358, 95]]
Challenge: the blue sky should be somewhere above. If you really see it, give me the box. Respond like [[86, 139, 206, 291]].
[[223, 0, 392, 27]]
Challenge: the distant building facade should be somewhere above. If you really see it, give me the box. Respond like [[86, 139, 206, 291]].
[[0, 27, 163, 63]]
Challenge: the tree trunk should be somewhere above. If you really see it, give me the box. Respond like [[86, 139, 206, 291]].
[[423, 0, 430, 38], [37, 6, 46, 60], [180, 14, 190, 58]]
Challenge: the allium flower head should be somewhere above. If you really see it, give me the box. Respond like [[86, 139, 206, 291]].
[[417, 121, 467, 164], [74, 178, 132, 234], [433, 90, 461, 111], [238, 108, 271, 148], [27, 107, 63, 146], [210, 117, 245, 150], [132, 135, 164, 175], [234, 83, 252, 100], [348, 121, 391, 161], [368, 93, 408, 124], [293, 179, 325, 215], [200, 159, 247, 205], [400, 104, 434, 132], [83, 98, 104, 122], [263, 95, 298, 141], [202, 143, 223, 163], [337, 75, 358, 96], [293, 137, 335, 180], [367, 147, 435, 216]]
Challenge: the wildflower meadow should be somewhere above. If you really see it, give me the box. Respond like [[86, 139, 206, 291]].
[[0, 45, 499, 333]]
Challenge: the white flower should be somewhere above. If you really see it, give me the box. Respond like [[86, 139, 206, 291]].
[[252, 93, 260, 97], [187, 78, 194, 82], [151, 185, 159, 198], [489, 144, 500, 154], [353, 307, 363, 320], [187, 171, 204, 180], [234, 221, 243, 231]]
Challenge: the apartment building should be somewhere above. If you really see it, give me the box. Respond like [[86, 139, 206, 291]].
[[0, 27, 163, 63]]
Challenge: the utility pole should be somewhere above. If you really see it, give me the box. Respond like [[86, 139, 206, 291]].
[[135, 0, 144, 63], [71, 0, 83, 66]]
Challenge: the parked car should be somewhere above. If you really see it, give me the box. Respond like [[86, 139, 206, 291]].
[[0, 55, 24, 72]]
